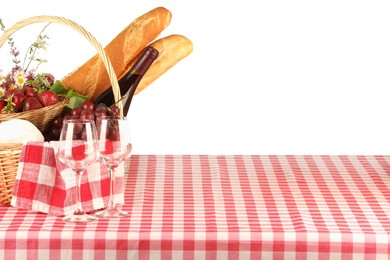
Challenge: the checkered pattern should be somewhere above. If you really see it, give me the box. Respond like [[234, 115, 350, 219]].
[[10, 141, 124, 216], [1, 155, 390, 259]]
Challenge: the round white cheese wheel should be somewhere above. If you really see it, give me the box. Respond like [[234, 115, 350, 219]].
[[0, 119, 45, 144]]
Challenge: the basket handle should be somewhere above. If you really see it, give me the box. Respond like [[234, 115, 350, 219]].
[[0, 15, 122, 114]]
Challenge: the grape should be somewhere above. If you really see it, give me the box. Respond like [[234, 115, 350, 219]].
[[73, 122, 84, 134], [110, 105, 121, 116], [52, 116, 63, 129], [44, 102, 123, 141], [105, 107, 114, 116], [63, 114, 72, 121], [95, 103, 107, 112], [81, 101, 95, 111], [94, 110, 107, 119], [109, 126, 120, 141], [70, 107, 82, 117], [80, 109, 95, 121], [49, 126, 61, 139]]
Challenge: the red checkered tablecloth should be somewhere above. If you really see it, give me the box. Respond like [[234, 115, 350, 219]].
[[1, 155, 390, 259], [10, 141, 124, 216]]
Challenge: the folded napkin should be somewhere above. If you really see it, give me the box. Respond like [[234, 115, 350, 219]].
[[10, 141, 124, 216]]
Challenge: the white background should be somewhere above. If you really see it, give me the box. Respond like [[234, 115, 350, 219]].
[[1, 0, 390, 155]]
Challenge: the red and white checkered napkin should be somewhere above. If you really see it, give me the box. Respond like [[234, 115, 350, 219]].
[[10, 141, 124, 216]]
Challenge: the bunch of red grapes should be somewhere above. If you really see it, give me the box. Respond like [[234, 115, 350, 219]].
[[44, 101, 121, 141]]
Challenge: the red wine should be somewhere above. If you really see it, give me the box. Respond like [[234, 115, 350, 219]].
[[93, 46, 159, 115]]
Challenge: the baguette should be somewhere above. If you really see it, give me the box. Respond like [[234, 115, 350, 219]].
[[127, 34, 193, 95], [61, 7, 172, 100]]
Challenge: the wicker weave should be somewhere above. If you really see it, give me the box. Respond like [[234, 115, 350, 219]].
[[0, 143, 23, 204], [0, 97, 69, 132], [0, 16, 121, 205]]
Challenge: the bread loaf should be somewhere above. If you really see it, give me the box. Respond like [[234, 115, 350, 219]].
[[127, 34, 193, 95], [61, 7, 172, 100]]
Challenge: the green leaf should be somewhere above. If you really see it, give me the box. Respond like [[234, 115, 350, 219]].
[[66, 90, 88, 109], [66, 89, 88, 99], [50, 80, 89, 109], [50, 80, 68, 95], [67, 95, 88, 109]]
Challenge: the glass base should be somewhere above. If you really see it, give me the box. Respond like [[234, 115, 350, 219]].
[[63, 212, 96, 223], [95, 206, 128, 218]]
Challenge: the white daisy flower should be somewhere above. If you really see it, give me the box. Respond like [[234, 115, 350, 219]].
[[13, 71, 27, 87], [0, 87, 5, 97]]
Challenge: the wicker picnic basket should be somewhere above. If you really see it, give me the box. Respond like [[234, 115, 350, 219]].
[[0, 98, 69, 133], [0, 16, 122, 205]]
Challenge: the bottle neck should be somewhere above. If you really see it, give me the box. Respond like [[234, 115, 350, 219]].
[[131, 46, 159, 75], [93, 46, 159, 106]]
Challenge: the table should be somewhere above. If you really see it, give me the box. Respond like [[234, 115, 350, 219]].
[[0, 155, 390, 259]]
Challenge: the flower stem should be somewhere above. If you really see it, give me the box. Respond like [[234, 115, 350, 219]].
[[23, 23, 51, 72]]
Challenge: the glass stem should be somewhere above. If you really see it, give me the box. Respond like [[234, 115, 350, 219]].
[[75, 170, 85, 214], [107, 166, 117, 209]]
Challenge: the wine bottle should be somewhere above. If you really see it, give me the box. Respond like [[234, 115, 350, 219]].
[[93, 46, 159, 115]]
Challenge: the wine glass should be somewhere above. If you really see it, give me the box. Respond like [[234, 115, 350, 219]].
[[58, 119, 99, 223], [95, 116, 132, 218]]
